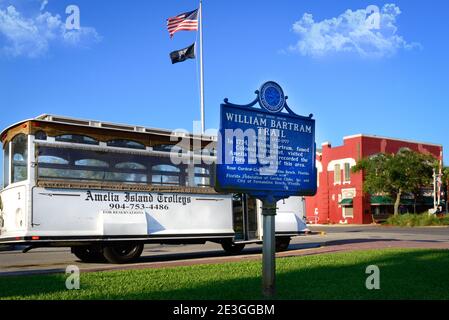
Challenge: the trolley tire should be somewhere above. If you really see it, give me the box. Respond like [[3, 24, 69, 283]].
[[221, 241, 245, 255], [276, 237, 291, 252], [71, 246, 106, 263], [102, 243, 144, 264]]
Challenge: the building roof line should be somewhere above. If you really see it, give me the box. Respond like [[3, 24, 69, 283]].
[[343, 134, 443, 148]]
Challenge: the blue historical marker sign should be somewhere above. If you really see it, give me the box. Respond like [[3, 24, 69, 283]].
[[215, 82, 317, 202]]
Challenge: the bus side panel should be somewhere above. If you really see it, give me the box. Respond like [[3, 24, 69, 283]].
[[32, 188, 103, 236], [276, 196, 308, 233], [31, 188, 234, 238], [147, 194, 234, 236], [0, 185, 28, 238]]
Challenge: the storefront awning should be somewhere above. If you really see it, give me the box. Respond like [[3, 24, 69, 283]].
[[370, 196, 393, 205], [370, 195, 436, 206], [339, 198, 353, 206]]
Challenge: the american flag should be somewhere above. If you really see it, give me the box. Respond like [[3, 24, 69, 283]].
[[167, 9, 199, 38]]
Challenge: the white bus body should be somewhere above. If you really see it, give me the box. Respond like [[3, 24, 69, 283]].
[[0, 115, 308, 263]]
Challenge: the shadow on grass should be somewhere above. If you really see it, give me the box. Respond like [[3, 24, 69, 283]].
[[112, 249, 449, 300], [1, 249, 448, 300], [0, 273, 69, 299]]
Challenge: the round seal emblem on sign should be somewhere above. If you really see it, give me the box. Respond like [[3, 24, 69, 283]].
[[258, 81, 285, 113]]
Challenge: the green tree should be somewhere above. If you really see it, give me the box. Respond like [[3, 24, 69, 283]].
[[353, 149, 436, 216]]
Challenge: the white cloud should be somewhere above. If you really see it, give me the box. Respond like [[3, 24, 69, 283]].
[[40, 0, 48, 11], [0, 4, 101, 58], [289, 3, 420, 58]]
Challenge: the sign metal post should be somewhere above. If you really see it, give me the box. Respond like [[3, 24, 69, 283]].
[[262, 200, 276, 297], [215, 81, 317, 298]]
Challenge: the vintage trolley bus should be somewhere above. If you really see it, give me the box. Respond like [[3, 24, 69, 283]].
[[0, 115, 308, 263]]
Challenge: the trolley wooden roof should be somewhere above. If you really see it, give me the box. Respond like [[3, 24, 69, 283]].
[[1, 114, 217, 149]]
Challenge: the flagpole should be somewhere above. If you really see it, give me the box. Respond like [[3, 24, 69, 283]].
[[199, 0, 205, 134]]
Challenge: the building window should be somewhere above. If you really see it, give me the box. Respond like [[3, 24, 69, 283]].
[[334, 164, 341, 184], [11, 134, 28, 183], [344, 163, 351, 182], [316, 162, 323, 188], [343, 206, 354, 218]]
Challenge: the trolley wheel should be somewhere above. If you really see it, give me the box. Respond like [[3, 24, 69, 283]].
[[221, 241, 245, 255], [276, 237, 291, 252], [71, 246, 106, 263], [102, 243, 144, 264]]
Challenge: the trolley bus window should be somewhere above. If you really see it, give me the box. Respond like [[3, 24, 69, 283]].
[[34, 130, 47, 141], [115, 162, 146, 170], [107, 139, 145, 150], [105, 172, 147, 183], [152, 144, 184, 153], [152, 164, 181, 186], [55, 134, 99, 145], [11, 134, 28, 183], [232, 194, 245, 240], [3, 142, 10, 187], [194, 148, 217, 157], [35, 146, 213, 187], [38, 155, 68, 165], [105, 162, 147, 183], [75, 159, 109, 167], [38, 147, 106, 181], [247, 197, 259, 239], [194, 166, 211, 187], [39, 167, 106, 181]]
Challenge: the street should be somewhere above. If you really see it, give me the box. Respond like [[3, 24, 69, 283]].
[[0, 225, 448, 276]]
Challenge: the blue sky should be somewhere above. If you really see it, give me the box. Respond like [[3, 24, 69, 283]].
[[1, 0, 448, 167]]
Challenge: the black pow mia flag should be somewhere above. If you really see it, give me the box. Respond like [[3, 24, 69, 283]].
[[170, 42, 196, 64]]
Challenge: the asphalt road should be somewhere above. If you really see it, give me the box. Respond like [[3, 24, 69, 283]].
[[0, 225, 448, 276]]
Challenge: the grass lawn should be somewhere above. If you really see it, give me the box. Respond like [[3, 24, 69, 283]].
[[1, 248, 448, 300]]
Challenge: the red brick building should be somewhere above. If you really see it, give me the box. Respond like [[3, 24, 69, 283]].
[[305, 134, 443, 225]]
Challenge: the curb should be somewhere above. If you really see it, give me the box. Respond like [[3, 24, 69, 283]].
[[305, 231, 327, 236]]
